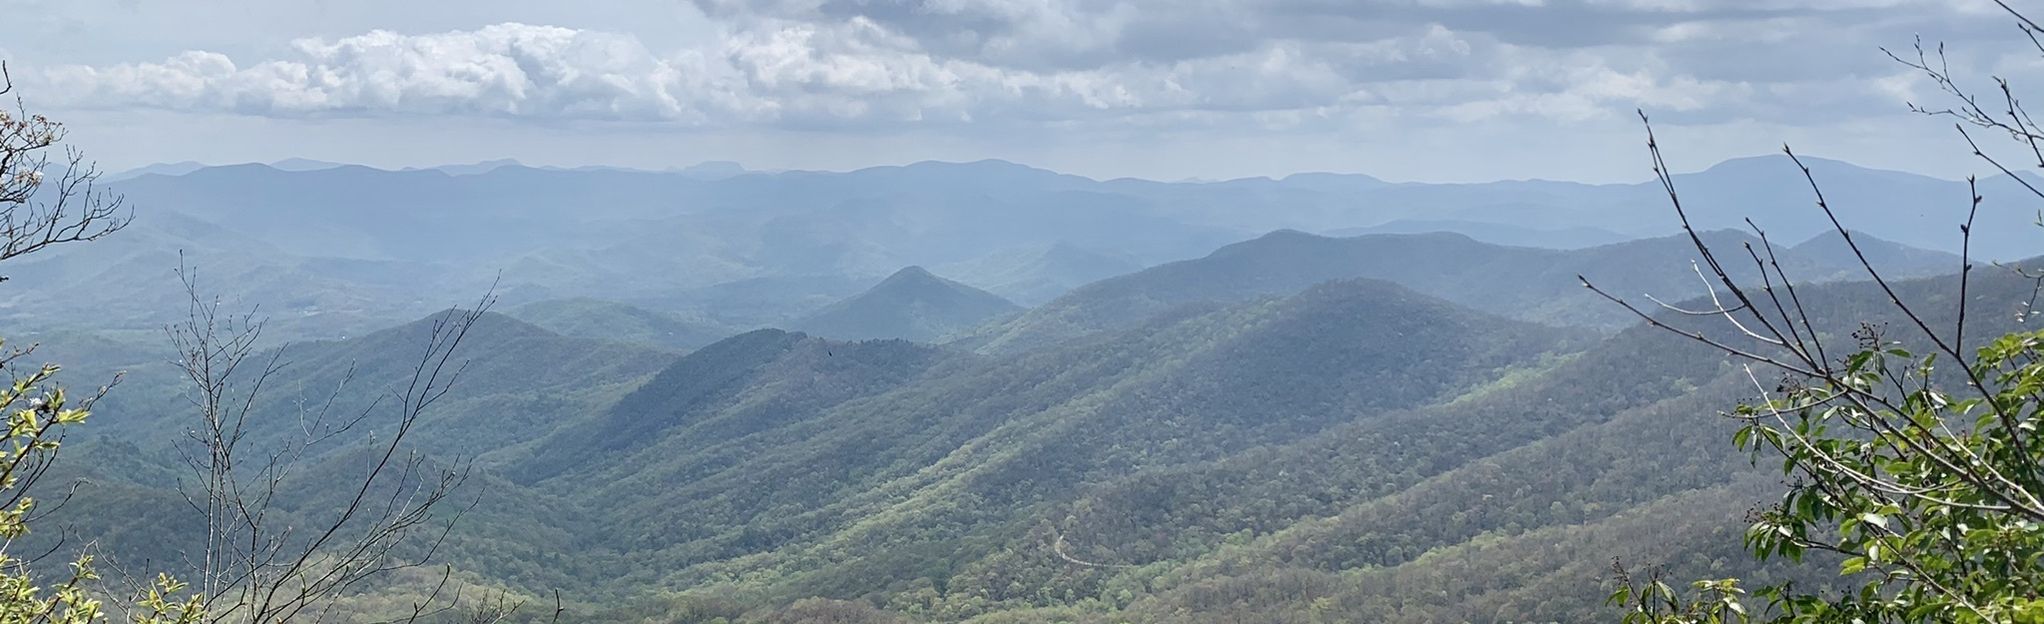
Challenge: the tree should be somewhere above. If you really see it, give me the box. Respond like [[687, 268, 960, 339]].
[[162, 261, 498, 623], [1594, 4, 2044, 622], [0, 61, 204, 623], [0, 60, 531, 623], [0, 63, 126, 274]]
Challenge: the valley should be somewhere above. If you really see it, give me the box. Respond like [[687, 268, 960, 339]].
[[11, 157, 2021, 622]]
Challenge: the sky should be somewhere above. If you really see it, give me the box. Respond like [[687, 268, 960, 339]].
[[5, 0, 2041, 183]]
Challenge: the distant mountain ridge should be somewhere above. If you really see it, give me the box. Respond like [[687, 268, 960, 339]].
[[35, 152, 2015, 345], [37, 232, 2039, 622], [936, 242, 1147, 305], [960, 228, 1959, 354], [1326, 219, 1631, 249], [111, 152, 2028, 257], [507, 298, 737, 351]]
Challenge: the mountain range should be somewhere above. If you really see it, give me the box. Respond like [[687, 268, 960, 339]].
[[45, 240, 2030, 622], [13, 153, 2040, 622], [960, 227, 1957, 354], [23, 154, 2025, 344]]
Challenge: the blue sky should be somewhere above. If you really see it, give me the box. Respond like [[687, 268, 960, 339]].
[[5, 0, 2038, 182]]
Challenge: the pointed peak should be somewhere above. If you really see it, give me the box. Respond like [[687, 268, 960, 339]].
[[798, 266, 1020, 342], [874, 266, 950, 290], [888, 265, 937, 280]]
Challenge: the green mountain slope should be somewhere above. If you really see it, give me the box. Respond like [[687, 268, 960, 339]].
[[469, 278, 1579, 610], [25, 311, 676, 605], [38, 232, 2025, 622], [556, 263, 2024, 622], [951, 264, 2039, 624]]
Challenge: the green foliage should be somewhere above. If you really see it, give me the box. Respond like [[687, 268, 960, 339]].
[[57, 267, 2012, 622], [0, 342, 203, 624], [1618, 327, 2044, 623], [27, 250, 2020, 623], [1609, 570, 1753, 624]]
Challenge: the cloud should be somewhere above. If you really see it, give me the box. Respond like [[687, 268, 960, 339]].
[[27, 0, 2038, 135], [43, 24, 742, 122]]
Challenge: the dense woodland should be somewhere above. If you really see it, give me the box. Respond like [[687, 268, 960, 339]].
[[9, 216, 2027, 621]]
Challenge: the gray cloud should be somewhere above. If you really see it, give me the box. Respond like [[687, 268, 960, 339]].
[[41, 24, 748, 122], [16, 0, 2043, 176]]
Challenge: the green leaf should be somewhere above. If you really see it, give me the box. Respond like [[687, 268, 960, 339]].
[[1840, 557, 1866, 575]]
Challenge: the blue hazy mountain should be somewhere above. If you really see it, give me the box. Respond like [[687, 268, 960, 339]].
[[1325, 219, 1631, 249], [794, 266, 1023, 342], [935, 242, 1149, 305], [267, 158, 349, 172], [960, 228, 1959, 354], [106, 161, 210, 180], [27, 152, 2036, 624], [14, 154, 1993, 342]]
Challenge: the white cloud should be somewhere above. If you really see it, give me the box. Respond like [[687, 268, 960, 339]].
[[21, 0, 2035, 140], [44, 23, 752, 122]]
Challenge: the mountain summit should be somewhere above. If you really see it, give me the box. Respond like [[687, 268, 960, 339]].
[[793, 266, 1023, 342]]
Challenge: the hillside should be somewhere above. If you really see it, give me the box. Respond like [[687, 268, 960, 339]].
[[960, 228, 1957, 354], [551, 264, 2026, 623], [430, 278, 1575, 609], [936, 242, 1149, 305], [28, 310, 678, 593], [794, 266, 1025, 342], [508, 298, 738, 351], [12, 153, 2016, 349], [28, 4, 2044, 620], [18, 155, 2034, 623], [38, 242, 2039, 622], [1791, 228, 1962, 276], [1051, 265, 2041, 623]]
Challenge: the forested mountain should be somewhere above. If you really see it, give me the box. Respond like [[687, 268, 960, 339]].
[[508, 298, 737, 351], [27, 311, 674, 607], [795, 267, 1024, 342], [9, 155, 2007, 344], [29, 0, 2044, 618], [52, 238, 2024, 622], [1790, 228, 1963, 275], [961, 228, 1957, 354], [465, 277, 1585, 616], [10, 154, 2021, 623], [1067, 262, 2043, 623]]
